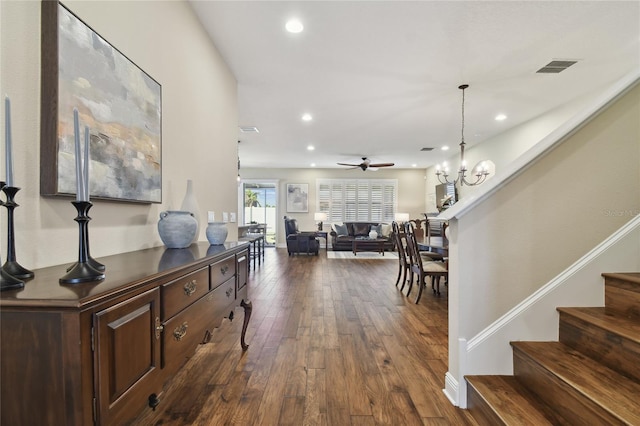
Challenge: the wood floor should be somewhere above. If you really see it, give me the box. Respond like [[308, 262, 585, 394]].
[[132, 248, 478, 425]]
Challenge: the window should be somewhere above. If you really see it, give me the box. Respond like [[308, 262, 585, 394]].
[[317, 179, 397, 223]]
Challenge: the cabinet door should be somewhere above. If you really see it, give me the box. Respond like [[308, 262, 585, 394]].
[[94, 288, 162, 425], [236, 251, 248, 298]]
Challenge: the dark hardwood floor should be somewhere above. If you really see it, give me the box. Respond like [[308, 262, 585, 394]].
[[133, 248, 477, 425]]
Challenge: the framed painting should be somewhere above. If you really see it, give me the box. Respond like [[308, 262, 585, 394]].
[[286, 183, 308, 213], [40, 1, 162, 203]]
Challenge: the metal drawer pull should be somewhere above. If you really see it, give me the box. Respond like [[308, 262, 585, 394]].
[[155, 317, 164, 340], [225, 288, 233, 298], [237, 256, 247, 263], [173, 322, 188, 341], [183, 280, 197, 296], [221, 265, 229, 275]]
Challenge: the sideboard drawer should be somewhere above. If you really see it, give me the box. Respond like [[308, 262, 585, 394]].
[[209, 276, 237, 319], [210, 255, 236, 290], [161, 267, 209, 319], [162, 289, 214, 370]]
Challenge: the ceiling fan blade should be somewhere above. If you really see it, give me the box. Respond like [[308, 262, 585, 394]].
[[337, 162, 360, 167], [368, 162, 394, 167]]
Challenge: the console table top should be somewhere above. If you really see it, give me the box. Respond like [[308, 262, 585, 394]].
[[0, 241, 249, 309]]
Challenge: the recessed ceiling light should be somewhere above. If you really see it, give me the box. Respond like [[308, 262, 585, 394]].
[[285, 19, 304, 33], [307, 145, 315, 151], [411, 164, 417, 168], [301, 113, 312, 122], [441, 146, 450, 151], [495, 114, 507, 121], [310, 163, 316, 167]]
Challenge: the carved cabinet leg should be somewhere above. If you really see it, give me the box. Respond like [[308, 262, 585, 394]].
[[239, 299, 252, 351]]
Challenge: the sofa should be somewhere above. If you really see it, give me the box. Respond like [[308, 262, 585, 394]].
[[284, 216, 320, 255], [329, 222, 395, 251]]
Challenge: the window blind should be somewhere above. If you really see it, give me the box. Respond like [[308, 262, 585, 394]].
[[317, 179, 398, 223]]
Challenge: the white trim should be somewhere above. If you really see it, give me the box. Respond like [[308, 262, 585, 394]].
[[443, 372, 459, 406], [439, 70, 640, 221]]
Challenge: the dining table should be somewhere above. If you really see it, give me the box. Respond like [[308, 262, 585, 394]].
[[417, 235, 448, 257]]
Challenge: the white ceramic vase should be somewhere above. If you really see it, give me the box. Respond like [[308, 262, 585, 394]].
[[206, 222, 228, 245], [180, 179, 201, 243]]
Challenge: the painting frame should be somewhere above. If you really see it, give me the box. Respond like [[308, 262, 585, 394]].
[[40, 1, 162, 203], [286, 183, 309, 213]]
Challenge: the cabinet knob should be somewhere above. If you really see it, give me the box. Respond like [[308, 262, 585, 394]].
[[225, 287, 233, 298], [148, 393, 160, 411], [154, 317, 164, 340], [173, 322, 188, 341], [221, 265, 229, 275], [183, 280, 197, 296]]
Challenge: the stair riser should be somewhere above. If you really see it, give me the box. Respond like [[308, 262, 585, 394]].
[[605, 281, 640, 318], [466, 383, 507, 426], [513, 348, 627, 425], [558, 313, 640, 383]]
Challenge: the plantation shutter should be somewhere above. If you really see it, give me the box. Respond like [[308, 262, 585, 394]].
[[316, 179, 397, 223]]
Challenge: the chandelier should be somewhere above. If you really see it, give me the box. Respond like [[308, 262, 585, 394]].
[[435, 84, 490, 186]]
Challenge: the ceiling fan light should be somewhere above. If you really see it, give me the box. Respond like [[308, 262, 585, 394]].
[[285, 19, 304, 33]]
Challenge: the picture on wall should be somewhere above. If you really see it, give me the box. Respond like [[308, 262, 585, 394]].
[[40, 1, 162, 203], [286, 183, 308, 213]]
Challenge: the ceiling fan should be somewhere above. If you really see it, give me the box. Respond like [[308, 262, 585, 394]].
[[337, 157, 395, 171]]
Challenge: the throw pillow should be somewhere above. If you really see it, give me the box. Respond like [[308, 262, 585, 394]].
[[380, 223, 392, 237], [335, 223, 349, 236], [352, 223, 370, 236]]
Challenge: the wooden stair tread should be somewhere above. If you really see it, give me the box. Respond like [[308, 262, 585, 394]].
[[556, 307, 640, 343], [511, 341, 640, 424], [602, 272, 640, 288], [466, 375, 555, 425]]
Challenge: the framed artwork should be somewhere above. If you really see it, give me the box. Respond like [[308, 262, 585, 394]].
[[286, 183, 308, 213], [40, 1, 162, 203]]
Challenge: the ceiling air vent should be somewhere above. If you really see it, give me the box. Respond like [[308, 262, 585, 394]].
[[420, 147, 434, 152], [536, 60, 578, 74], [239, 126, 259, 133]]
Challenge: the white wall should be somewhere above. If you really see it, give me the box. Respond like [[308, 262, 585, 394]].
[[1, 1, 239, 269], [239, 167, 426, 245]]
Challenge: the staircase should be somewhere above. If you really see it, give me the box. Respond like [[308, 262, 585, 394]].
[[466, 272, 640, 425]]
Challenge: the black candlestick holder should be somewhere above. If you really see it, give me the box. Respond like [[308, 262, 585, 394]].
[[0, 182, 24, 291], [2, 185, 34, 280], [60, 201, 105, 284]]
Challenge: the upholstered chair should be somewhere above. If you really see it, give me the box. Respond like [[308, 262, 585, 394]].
[[284, 216, 320, 256]]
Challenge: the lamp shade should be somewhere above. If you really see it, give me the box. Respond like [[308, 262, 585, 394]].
[[314, 212, 327, 221], [394, 213, 410, 223]]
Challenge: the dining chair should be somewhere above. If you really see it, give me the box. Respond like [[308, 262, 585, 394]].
[[404, 222, 448, 303], [392, 221, 411, 291]]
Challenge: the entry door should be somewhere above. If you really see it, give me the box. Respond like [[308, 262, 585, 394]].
[[241, 181, 277, 246]]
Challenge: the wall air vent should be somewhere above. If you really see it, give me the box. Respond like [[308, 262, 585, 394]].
[[239, 126, 259, 133], [536, 60, 578, 74], [420, 147, 434, 152]]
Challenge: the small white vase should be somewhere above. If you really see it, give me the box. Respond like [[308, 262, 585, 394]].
[[206, 222, 228, 245], [180, 179, 201, 243]]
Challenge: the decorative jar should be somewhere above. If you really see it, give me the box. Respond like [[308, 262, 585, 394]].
[[369, 230, 378, 239], [157, 211, 197, 249], [206, 222, 228, 245]]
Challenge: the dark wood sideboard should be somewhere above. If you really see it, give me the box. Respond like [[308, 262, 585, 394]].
[[0, 241, 251, 425]]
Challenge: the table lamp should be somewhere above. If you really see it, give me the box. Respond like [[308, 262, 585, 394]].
[[314, 212, 327, 231]]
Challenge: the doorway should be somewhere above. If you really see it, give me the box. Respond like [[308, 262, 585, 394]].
[[240, 180, 277, 246]]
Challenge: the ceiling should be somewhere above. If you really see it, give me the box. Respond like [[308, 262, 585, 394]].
[[189, 1, 640, 170]]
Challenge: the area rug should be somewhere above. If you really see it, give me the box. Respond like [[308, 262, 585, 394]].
[[327, 251, 398, 260]]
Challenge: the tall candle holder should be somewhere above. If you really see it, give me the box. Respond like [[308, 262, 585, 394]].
[[2, 185, 34, 280], [0, 182, 24, 291], [60, 201, 105, 284]]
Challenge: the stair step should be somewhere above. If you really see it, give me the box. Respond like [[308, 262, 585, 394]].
[[603, 272, 640, 318], [557, 306, 640, 382], [511, 341, 640, 425], [466, 375, 558, 425]]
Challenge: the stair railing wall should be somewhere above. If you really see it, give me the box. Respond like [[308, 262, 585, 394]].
[[438, 72, 640, 408]]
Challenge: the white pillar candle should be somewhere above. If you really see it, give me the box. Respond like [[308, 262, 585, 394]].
[[5, 96, 14, 187], [73, 108, 84, 201], [84, 126, 90, 202]]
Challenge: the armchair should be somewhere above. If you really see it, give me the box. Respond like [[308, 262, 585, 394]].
[[284, 216, 320, 256]]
